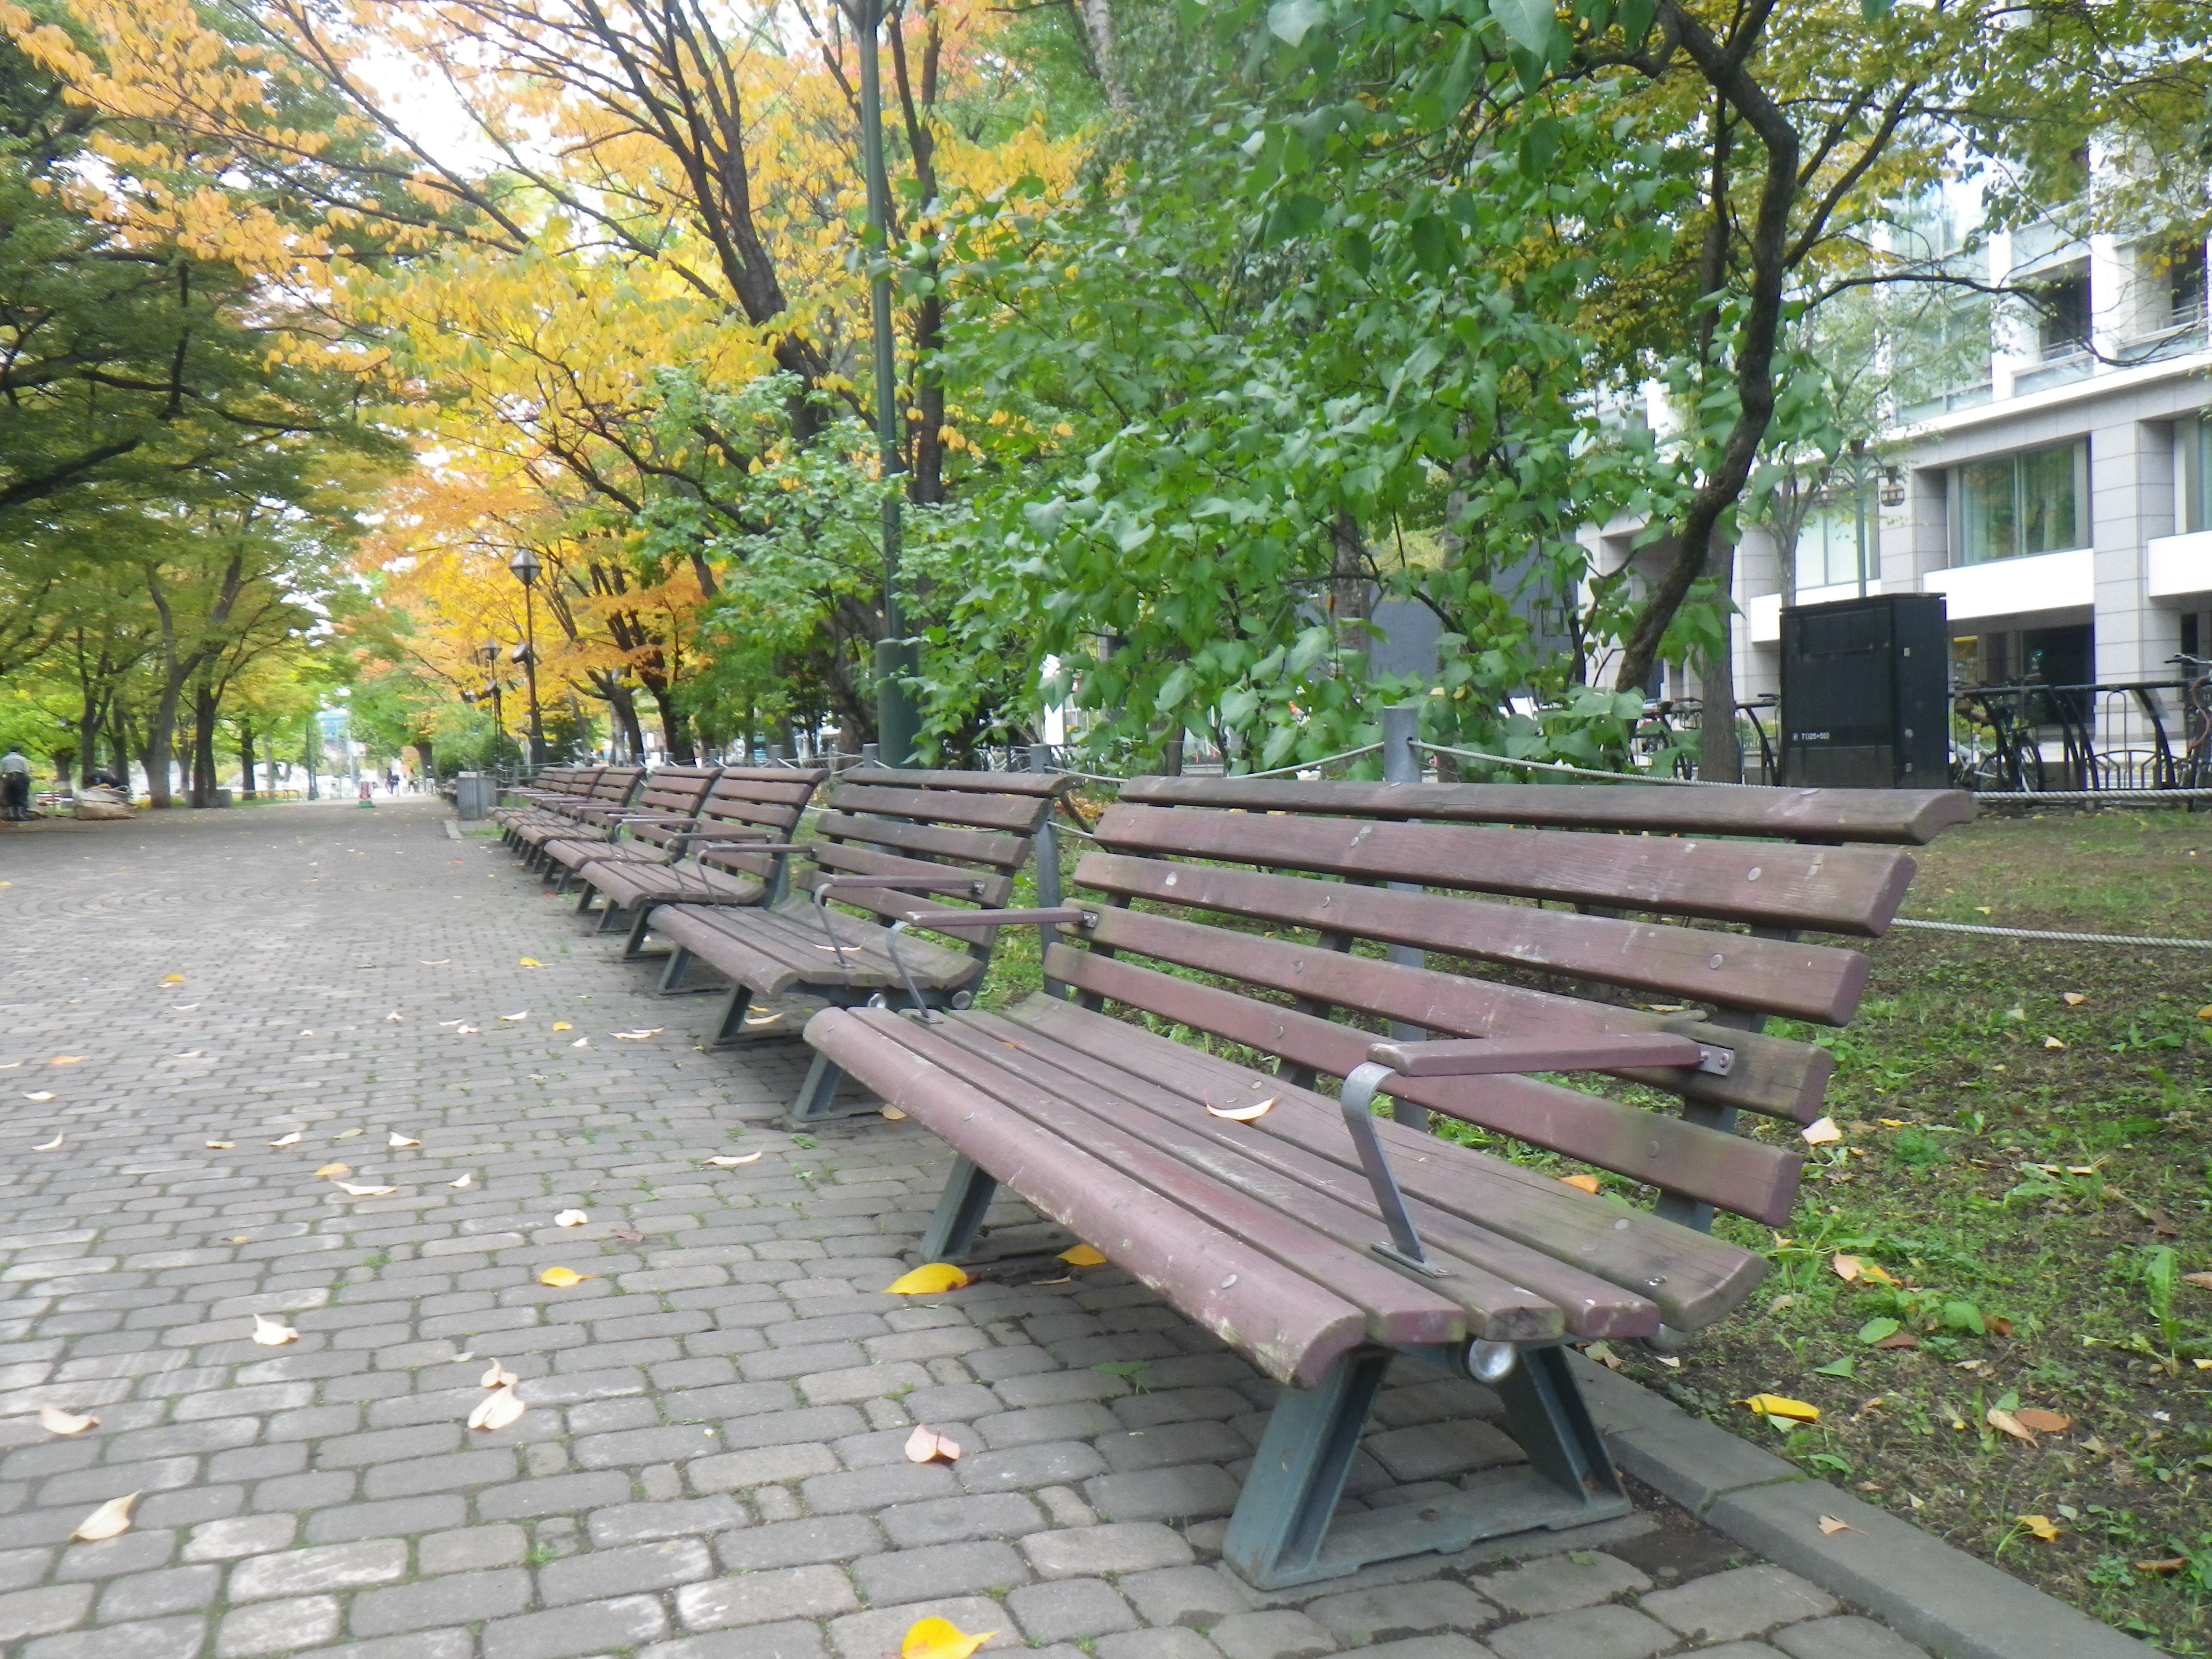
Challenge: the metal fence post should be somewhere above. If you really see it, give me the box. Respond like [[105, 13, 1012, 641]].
[[860, 742, 880, 769], [1380, 704, 1430, 1132], [1029, 743, 1067, 999]]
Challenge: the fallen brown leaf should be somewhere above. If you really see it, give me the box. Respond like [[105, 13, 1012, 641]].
[[2015, 1408, 2072, 1435], [38, 1406, 96, 1435], [1873, 1330, 1921, 1351], [313, 1163, 351, 1179], [1817, 1515, 1858, 1536], [904, 1424, 962, 1463], [1988, 1408, 2037, 1444], [1558, 1173, 1603, 1194], [480, 1359, 519, 1389]]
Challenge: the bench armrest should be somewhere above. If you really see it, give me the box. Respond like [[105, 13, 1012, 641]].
[[1365, 1032, 1731, 1078], [814, 874, 985, 894], [661, 827, 775, 848], [900, 907, 1091, 929]]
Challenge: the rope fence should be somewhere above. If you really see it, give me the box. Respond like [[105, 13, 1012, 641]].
[[1890, 918, 2212, 950]]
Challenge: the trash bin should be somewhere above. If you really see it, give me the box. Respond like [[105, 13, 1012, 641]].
[[453, 772, 495, 820]]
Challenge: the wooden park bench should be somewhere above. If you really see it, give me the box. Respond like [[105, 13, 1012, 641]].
[[791, 774, 1972, 1590], [489, 766, 598, 830], [502, 766, 645, 857], [634, 767, 1075, 1047], [525, 763, 725, 877], [556, 766, 832, 939]]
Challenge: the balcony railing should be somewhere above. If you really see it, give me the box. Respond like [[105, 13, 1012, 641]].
[[2014, 349, 2092, 395], [1896, 381, 1993, 424], [2118, 307, 2210, 366]]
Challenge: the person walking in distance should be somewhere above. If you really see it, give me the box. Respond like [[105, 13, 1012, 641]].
[[1, 747, 31, 821]]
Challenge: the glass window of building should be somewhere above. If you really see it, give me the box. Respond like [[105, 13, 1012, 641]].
[[2186, 412, 2212, 535], [1794, 503, 1871, 592], [1955, 439, 2089, 564]]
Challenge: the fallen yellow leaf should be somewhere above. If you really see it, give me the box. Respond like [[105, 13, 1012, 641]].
[[2198, 1004, 2212, 1020], [1801, 1117, 1842, 1145], [480, 1359, 519, 1389], [72, 1492, 139, 1540], [1204, 1096, 1276, 1122], [1817, 1515, 1857, 1536], [336, 1183, 397, 1197], [1059, 1244, 1109, 1267], [450, 1174, 474, 1189], [554, 1210, 588, 1227], [2184, 1272, 2212, 1291], [334, 1129, 362, 1140], [518, 957, 544, 967], [881, 1105, 909, 1120], [705, 1153, 764, 1167], [1739, 1394, 1820, 1423], [885, 1262, 971, 1295], [1858, 1262, 1900, 1287], [539, 1266, 592, 1287], [2137, 1557, 2188, 1575], [901, 1616, 998, 1659], [314, 1163, 351, 1179], [206, 1141, 234, 1150], [500, 1012, 528, 1022], [251, 1313, 299, 1346], [1831, 1254, 1863, 1283], [47, 1055, 85, 1065], [2043, 1036, 2068, 1050], [160, 974, 185, 984], [2062, 992, 2086, 1006], [2017, 1514, 2060, 1542], [1558, 1173, 1603, 1194], [468, 1384, 526, 1430], [38, 1406, 96, 1435], [1878, 1118, 1906, 1129], [268, 1131, 302, 1148], [551, 1022, 572, 1032], [904, 1424, 962, 1463], [388, 1133, 420, 1148]]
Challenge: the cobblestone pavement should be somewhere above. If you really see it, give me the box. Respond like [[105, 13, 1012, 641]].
[[0, 799, 1941, 1659]]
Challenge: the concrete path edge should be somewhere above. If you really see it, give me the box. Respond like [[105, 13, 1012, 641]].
[[1565, 1353, 2161, 1659]]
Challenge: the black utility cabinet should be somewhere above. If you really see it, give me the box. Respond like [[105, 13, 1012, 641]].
[[1779, 593, 1950, 787]]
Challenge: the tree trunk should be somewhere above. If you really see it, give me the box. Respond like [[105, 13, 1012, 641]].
[[189, 676, 219, 806], [1699, 538, 1742, 784], [240, 720, 256, 797], [76, 687, 104, 788], [145, 677, 184, 807], [1330, 509, 1371, 654], [1077, 0, 1127, 111], [645, 678, 695, 764]]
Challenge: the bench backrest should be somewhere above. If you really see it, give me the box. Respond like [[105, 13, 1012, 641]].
[[1048, 776, 1967, 1228], [798, 767, 1078, 958], [578, 766, 645, 807], [687, 768, 833, 880], [527, 767, 598, 799], [611, 766, 724, 851]]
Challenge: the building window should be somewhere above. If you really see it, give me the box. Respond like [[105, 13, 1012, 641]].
[[1794, 503, 1872, 592], [1955, 439, 2089, 564], [2186, 413, 2212, 535], [2031, 265, 2089, 360]]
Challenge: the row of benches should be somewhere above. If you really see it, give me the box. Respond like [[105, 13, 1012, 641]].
[[486, 761, 1972, 1589]]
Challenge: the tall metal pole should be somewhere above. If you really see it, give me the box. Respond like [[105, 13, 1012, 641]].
[[857, 0, 918, 766], [522, 584, 546, 769], [1379, 703, 1430, 1133]]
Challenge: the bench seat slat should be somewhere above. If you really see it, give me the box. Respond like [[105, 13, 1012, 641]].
[[592, 860, 763, 911], [918, 1009, 1662, 1339], [1047, 946, 1803, 1225], [1075, 903, 1830, 1121], [654, 901, 981, 995], [804, 1007, 1443, 1385], [1077, 851, 1868, 1026], [1116, 776, 1975, 847], [1095, 804, 1915, 937], [1002, 995, 1771, 1331]]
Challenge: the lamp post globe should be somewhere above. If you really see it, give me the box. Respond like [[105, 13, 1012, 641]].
[[508, 551, 548, 768]]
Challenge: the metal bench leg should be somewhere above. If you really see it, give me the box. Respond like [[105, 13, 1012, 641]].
[[1494, 1343, 1624, 1509], [1221, 1343, 1630, 1591], [593, 898, 625, 934], [621, 909, 657, 962], [710, 985, 751, 1045], [786, 1051, 851, 1127], [657, 946, 697, 994], [1223, 1346, 1392, 1589], [918, 1156, 998, 1261]]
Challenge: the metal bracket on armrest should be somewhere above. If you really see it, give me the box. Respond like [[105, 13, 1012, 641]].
[[888, 907, 1094, 1025], [1344, 1031, 1728, 1278], [810, 875, 986, 966]]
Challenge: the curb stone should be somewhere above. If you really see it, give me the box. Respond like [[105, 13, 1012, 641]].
[[1565, 1355, 2161, 1659]]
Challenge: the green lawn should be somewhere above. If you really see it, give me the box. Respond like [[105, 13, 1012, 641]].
[[974, 802, 2212, 1647]]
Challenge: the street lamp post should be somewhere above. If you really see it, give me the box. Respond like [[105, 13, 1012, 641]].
[[851, 0, 918, 766], [479, 640, 506, 774], [508, 549, 548, 769]]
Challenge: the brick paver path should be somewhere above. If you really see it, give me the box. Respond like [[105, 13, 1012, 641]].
[[0, 798, 1939, 1659]]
